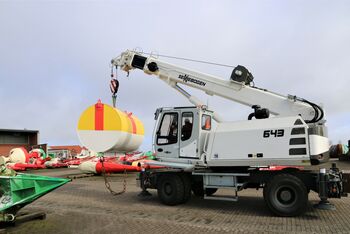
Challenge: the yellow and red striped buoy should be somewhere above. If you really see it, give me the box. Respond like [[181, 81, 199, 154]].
[[77, 100, 144, 153]]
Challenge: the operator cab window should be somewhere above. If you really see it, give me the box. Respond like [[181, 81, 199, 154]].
[[181, 112, 193, 141], [201, 114, 211, 130], [157, 113, 178, 145]]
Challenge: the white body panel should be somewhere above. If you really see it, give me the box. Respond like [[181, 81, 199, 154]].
[[206, 116, 311, 167], [180, 140, 197, 158], [309, 135, 330, 155]]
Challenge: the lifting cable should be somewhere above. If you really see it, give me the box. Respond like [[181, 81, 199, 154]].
[[100, 156, 127, 196], [102, 67, 126, 196], [143, 52, 236, 68]]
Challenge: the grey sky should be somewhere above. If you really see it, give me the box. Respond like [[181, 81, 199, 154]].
[[0, 0, 349, 150]]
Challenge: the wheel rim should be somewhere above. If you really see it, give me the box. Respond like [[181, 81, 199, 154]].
[[275, 186, 297, 206]]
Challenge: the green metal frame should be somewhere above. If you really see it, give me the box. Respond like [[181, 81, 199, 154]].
[[0, 173, 70, 222]]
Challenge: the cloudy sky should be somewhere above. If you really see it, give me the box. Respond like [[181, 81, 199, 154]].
[[0, 0, 349, 150]]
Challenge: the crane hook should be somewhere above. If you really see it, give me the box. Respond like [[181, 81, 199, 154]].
[[110, 66, 119, 108]]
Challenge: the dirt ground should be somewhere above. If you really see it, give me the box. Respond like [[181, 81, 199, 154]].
[[2, 159, 350, 234]]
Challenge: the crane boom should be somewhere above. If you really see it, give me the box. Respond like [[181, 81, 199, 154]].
[[111, 50, 323, 124]]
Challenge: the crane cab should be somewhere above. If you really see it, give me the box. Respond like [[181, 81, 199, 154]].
[[153, 107, 213, 165]]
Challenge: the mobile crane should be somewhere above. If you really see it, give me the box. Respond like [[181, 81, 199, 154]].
[[111, 50, 348, 216]]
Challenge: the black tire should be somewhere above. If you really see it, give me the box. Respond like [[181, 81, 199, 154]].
[[179, 174, 192, 203], [157, 174, 185, 206], [192, 182, 204, 197], [263, 174, 308, 217]]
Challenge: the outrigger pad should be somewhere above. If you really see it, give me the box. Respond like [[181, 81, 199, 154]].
[[314, 200, 336, 211]]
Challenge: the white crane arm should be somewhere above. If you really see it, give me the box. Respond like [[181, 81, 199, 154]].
[[111, 50, 323, 124]]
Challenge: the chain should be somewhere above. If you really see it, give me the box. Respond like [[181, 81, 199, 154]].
[[100, 156, 127, 196]]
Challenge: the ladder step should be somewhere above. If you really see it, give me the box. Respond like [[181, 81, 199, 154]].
[[204, 184, 243, 189], [204, 185, 236, 189], [204, 194, 238, 202]]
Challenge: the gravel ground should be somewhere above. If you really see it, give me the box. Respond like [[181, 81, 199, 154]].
[[2, 160, 350, 234]]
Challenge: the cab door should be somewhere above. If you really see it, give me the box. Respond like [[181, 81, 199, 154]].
[[179, 110, 199, 158], [154, 110, 180, 158]]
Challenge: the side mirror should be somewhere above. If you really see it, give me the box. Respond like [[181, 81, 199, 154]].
[[154, 108, 162, 120]]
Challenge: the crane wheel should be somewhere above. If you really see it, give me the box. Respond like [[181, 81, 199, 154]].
[[179, 174, 192, 203], [157, 174, 185, 206], [263, 173, 308, 217]]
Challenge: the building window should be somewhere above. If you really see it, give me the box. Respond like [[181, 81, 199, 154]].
[[0, 133, 29, 144]]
